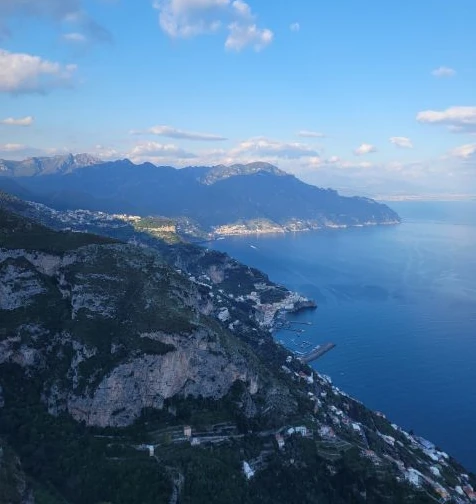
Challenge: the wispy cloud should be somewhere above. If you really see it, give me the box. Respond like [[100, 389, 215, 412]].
[[0, 0, 111, 43], [417, 106, 476, 133], [225, 22, 273, 51], [128, 141, 197, 162], [0, 49, 77, 94], [389, 136, 413, 149], [90, 144, 121, 160], [431, 66, 456, 78], [297, 130, 325, 138], [231, 137, 319, 159], [132, 125, 227, 141], [0, 143, 69, 159], [0, 143, 28, 153], [153, 0, 273, 51], [62, 32, 88, 43], [0, 116, 34, 126], [290, 22, 300, 32], [354, 143, 377, 156], [449, 143, 476, 159]]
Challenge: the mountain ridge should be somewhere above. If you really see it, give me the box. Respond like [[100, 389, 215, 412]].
[[0, 155, 401, 235]]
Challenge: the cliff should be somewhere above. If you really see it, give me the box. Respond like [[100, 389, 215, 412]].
[[1, 195, 475, 504]]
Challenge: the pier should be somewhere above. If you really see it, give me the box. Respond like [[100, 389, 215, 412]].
[[299, 343, 336, 364]]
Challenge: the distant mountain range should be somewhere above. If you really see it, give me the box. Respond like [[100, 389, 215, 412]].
[[0, 153, 101, 177], [0, 154, 400, 234]]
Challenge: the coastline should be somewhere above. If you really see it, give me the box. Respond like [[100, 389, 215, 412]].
[[212, 220, 401, 238]]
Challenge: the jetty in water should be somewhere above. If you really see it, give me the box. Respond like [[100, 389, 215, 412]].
[[298, 343, 336, 364]]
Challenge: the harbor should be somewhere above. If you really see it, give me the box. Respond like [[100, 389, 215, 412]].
[[276, 317, 336, 364], [298, 343, 336, 364]]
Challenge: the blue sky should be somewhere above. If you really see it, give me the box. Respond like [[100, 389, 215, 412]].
[[0, 0, 475, 197]]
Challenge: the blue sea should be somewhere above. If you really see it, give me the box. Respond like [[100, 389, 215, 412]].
[[210, 201, 476, 472]]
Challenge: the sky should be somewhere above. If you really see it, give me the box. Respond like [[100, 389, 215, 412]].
[[0, 0, 475, 198]]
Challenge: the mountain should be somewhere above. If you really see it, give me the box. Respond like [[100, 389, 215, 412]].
[[0, 156, 400, 235], [1, 192, 475, 504], [184, 162, 287, 185], [0, 153, 100, 178]]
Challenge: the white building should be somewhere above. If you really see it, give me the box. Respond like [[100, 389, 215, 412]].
[[243, 462, 255, 480], [405, 469, 421, 487], [430, 466, 441, 478], [295, 426, 308, 436], [352, 423, 362, 433], [218, 308, 230, 322], [275, 434, 285, 449]]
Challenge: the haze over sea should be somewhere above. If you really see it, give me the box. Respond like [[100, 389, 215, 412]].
[[210, 201, 476, 472]]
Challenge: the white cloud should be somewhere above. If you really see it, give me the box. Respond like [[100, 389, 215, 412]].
[[0, 116, 34, 126], [154, 0, 227, 37], [133, 125, 227, 141], [297, 130, 325, 138], [389, 136, 413, 149], [231, 137, 319, 159], [0, 0, 111, 43], [0, 143, 69, 159], [354, 143, 377, 156], [417, 106, 476, 133], [90, 145, 121, 160], [339, 160, 375, 169], [290, 22, 300, 32], [0, 0, 80, 26], [225, 22, 273, 51], [0, 49, 77, 94], [449, 143, 476, 159], [154, 0, 273, 51], [232, 0, 252, 18], [63, 32, 87, 42], [0, 143, 27, 153], [128, 141, 197, 162], [432, 66, 456, 78]]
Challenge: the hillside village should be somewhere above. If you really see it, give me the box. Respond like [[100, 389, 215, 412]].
[[1, 193, 475, 503]]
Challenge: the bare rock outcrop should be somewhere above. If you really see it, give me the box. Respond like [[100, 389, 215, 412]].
[[67, 330, 259, 427]]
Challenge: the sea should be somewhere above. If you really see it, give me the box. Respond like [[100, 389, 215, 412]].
[[209, 201, 476, 472]]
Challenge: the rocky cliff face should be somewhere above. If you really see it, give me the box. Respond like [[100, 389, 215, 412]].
[[0, 220, 276, 429], [0, 154, 100, 178], [67, 330, 258, 427], [2, 197, 476, 504]]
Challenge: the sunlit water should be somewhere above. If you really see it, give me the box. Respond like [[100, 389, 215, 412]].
[[209, 201, 476, 471]]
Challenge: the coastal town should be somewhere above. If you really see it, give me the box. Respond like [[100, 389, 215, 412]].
[[2, 194, 475, 503], [128, 361, 475, 504]]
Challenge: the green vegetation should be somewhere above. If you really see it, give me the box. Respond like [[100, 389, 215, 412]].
[[0, 208, 117, 252], [259, 287, 288, 304], [133, 216, 183, 244], [0, 366, 172, 504], [0, 199, 473, 504]]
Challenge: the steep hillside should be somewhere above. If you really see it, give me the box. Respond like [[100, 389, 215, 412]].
[[0, 439, 34, 504], [0, 157, 400, 234], [1, 196, 475, 503]]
